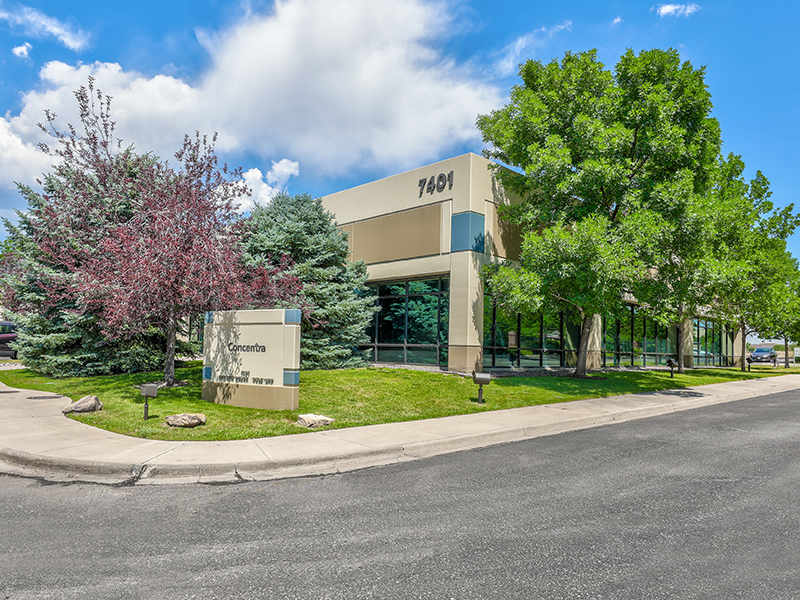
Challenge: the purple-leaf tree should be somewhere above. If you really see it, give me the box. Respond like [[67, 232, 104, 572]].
[[28, 80, 304, 385], [76, 133, 303, 385]]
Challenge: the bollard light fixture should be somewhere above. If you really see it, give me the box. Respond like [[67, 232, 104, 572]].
[[472, 371, 491, 404], [141, 384, 158, 420], [665, 358, 677, 378]]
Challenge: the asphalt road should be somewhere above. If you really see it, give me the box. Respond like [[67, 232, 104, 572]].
[[2, 390, 800, 599]]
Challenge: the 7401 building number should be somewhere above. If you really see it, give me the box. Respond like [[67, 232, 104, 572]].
[[418, 171, 454, 197]]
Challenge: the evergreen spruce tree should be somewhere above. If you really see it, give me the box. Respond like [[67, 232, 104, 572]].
[[244, 193, 376, 369]]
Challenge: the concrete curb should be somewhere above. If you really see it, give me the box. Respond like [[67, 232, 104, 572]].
[[2, 374, 800, 484]]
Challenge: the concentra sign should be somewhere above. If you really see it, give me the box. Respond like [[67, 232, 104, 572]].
[[202, 309, 301, 410]]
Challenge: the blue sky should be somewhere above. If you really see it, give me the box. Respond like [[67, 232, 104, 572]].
[[1, 0, 798, 257]]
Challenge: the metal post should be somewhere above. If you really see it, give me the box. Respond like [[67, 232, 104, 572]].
[[472, 371, 491, 405], [141, 384, 158, 422]]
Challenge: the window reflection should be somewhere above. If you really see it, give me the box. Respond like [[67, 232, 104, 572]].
[[364, 277, 449, 366]]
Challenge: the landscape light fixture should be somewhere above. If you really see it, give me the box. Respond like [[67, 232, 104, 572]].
[[141, 384, 158, 420], [746, 356, 753, 372], [472, 371, 491, 404], [666, 358, 677, 378]]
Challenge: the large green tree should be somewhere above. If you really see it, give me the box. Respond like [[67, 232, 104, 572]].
[[243, 193, 377, 369], [477, 48, 721, 375], [707, 154, 799, 370]]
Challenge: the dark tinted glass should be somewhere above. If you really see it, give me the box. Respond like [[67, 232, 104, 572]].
[[520, 313, 540, 349], [408, 279, 438, 295], [378, 283, 406, 297], [543, 313, 561, 351], [377, 297, 405, 344], [407, 295, 439, 345]]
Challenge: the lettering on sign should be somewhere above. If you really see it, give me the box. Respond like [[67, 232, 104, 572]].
[[218, 373, 250, 384], [227, 343, 267, 353], [418, 171, 454, 197]]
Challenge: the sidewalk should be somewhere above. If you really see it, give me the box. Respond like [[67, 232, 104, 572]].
[[2, 374, 799, 485]]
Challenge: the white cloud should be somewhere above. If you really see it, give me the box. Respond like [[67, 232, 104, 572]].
[[11, 41, 31, 59], [0, 0, 503, 210], [0, 118, 51, 192], [655, 4, 701, 17], [496, 21, 572, 77], [265, 158, 300, 188], [612, 16, 623, 25], [198, 0, 501, 175], [240, 159, 300, 212], [0, 3, 89, 51]]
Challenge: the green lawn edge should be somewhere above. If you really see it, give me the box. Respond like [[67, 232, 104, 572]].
[[1, 361, 796, 442]]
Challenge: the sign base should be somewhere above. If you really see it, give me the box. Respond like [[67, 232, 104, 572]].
[[203, 381, 299, 411]]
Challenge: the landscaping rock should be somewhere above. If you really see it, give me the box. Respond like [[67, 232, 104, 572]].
[[62, 395, 103, 414], [166, 413, 207, 428], [297, 414, 335, 428]]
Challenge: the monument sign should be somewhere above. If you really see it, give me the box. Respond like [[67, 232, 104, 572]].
[[202, 309, 301, 410]]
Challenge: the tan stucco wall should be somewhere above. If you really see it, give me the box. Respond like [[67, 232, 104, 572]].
[[347, 203, 442, 264], [324, 153, 501, 223], [447, 250, 485, 371]]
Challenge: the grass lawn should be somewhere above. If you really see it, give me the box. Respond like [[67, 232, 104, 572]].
[[0, 360, 797, 441]]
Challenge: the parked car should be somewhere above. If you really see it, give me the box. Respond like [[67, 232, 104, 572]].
[[750, 347, 777, 363], [0, 321, 17, 359]]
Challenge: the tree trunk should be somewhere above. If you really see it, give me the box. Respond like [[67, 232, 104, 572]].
[[676, 320, 685, 374], [785, 336, 791, 368], [574, 313, 593, 378], [739, 319, 748, 372], [164, 315, 177, 386]]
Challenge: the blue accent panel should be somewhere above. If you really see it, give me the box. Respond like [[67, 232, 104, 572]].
[[203, 366, 212, 380], [285, 309, 302, 324], [451, 212, 485, 253], [283, 370, 300, 386], [204, 311, 214, 324]]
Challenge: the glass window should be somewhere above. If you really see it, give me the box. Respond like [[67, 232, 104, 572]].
[[543, 313, 561, 351], [633, 309, 645, 364], [645, 319, 657, 354], [603, 317, 618, 366], [520, 313, 541, 350], [406, 347, 438, 365], [407, 295, 439, 345], [377, 296, 406, 344], [484, 295, 566, 369], [364, 277, 449, 366], [483, 298, 495, 348], [439, 296, 449, 346], [492, 347, 515, 368], [377, 347, 405, 363], [657, 324, 668, 355], [619, 307, 633, 364], [495, 308, 517, 351], [519, 349, 542, 368], [408, 279, 439, 295], [378, 282, 406, 297], [543, 349, 563, 367]]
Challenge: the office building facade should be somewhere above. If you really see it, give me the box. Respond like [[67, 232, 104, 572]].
[[323, 154, 738, 372]]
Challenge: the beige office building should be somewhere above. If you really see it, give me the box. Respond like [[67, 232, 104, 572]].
[[323, 153, 738, 372]]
